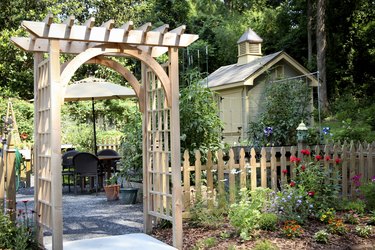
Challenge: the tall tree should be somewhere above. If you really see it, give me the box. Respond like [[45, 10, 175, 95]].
[[316, 0, 328, 111], [307, 0, 313, 69]]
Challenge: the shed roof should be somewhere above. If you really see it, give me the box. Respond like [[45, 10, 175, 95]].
[[206, 51, 282, 88]]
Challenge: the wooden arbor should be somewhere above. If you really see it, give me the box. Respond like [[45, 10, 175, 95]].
[[12, 15, 198, 250]]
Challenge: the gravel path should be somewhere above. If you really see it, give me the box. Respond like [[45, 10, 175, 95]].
[[16, 188, 143, 246]]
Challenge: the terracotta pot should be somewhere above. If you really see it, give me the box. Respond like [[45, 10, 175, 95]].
[[104, 184, 120, 201]]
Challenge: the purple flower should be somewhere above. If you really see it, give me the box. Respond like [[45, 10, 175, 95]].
[[264, 127, 273, 137], [372, 176, 375, 182], [322, 127, 330, 135]]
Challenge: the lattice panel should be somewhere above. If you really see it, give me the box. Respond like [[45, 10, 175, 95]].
[[35, 59, 53, 229], [145, 68, 173, 221]]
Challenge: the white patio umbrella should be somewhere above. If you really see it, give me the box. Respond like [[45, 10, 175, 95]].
[[64, 77, 136, 155]]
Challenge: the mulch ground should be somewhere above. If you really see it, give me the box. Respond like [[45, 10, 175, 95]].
[[152, 214, 375, 250]]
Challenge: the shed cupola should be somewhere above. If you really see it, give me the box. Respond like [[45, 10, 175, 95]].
[[237, 28, 263, 65]]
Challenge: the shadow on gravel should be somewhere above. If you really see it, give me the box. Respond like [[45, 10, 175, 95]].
[[17, 187, 144, 245]]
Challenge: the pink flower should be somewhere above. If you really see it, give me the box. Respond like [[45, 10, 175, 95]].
[[282, 169, 288, 175], [325, 156, 331, 161], [301, 149, 310, 155], [315, 155, 323, 161], [308, 191, 315, 197], [335, 158, 342, 164], [290, 181, 296, 187]]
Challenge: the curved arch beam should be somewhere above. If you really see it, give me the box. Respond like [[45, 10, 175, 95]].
[[60, 44, 172, 106], [85, 56, 144, 112]]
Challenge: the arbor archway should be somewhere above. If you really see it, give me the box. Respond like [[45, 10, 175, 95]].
[[12, 15, 198, 250]]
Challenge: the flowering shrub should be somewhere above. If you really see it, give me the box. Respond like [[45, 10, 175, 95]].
[[343, 210, 360, 224], [281, 220, 304, 238], [291, 149, 341, 212], [319, 208, 336, 224], [268, 186, 313, 224], [0, 200, 38, 249], [327, 218, 347, 235]]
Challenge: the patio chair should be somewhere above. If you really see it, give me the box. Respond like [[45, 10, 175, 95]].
[[72, 152, 102, 195], [62, 150, 79, 192]]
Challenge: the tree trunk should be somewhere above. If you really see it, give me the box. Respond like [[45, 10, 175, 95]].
[[316, 0, 328, 112], [307, 0, 313, 68]]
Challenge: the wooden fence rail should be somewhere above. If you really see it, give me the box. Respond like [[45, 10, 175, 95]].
[[182, 141, 375, 217], [97, 137, 121, 152]]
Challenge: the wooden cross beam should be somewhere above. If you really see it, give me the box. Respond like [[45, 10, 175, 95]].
[[12, 15, 198, 56]]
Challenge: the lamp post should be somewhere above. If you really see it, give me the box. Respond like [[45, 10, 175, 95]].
[[296, 121, 308, 157]]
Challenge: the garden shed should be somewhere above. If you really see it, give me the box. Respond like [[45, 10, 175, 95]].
[[206, 28, 318, 144]]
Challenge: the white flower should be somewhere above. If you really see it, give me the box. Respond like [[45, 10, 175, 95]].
[[219, 179, 228, 182], [245, 163, 251, 169], [211, 169, 217, 173]]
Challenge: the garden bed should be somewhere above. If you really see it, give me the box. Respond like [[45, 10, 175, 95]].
[[152, 213, 375, 249]]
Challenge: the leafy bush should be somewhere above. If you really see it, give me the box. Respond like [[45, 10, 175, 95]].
[[258, 213, 278, 231], [180, 82, 223, 160], [247, 79, 311, 146], [119, 105, 143, 181], [253, 239, 279, 250], [314, 229, 329, 244], [228, 188, 271, 239], [359, 177, 375, 211], [355, 225, 372, 238], [0, 201, 38, 249], [341, 199, 366, 214], [189, 200, 224, 228]]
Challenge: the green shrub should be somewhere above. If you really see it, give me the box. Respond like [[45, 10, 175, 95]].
[[228, 188, 271, 239], [343, 211, 360, 224], [355, 225, 372, 238], [193, 237, 218, 250], [253, 239, 279, 250], [258, 213, 278, 231], [314, 229, 329, 244], [189, 200, 224, 228], [359, 178, 375, 211], [342, 200, 366, 214], [247, 79, 311, 146]]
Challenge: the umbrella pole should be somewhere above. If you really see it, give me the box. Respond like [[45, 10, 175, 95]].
[[92, 98, 98, 155]]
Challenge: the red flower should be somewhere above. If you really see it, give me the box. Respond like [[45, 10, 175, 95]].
[[301, 149, 310, 155], [290, 156, 301, 164], [308, 191, 315, 197], [282, 169, 288, 175], [290, 181, 296, 187], [315, 155, 323, 161], [301, 165, 306, 171], [325, 156, 331, 161], [335, 158, 342, 164], [22, 200, 28, 204]]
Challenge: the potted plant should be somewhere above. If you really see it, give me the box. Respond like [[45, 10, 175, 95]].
[[104, 174, 120, 201], [118, 166, 139, 204]]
